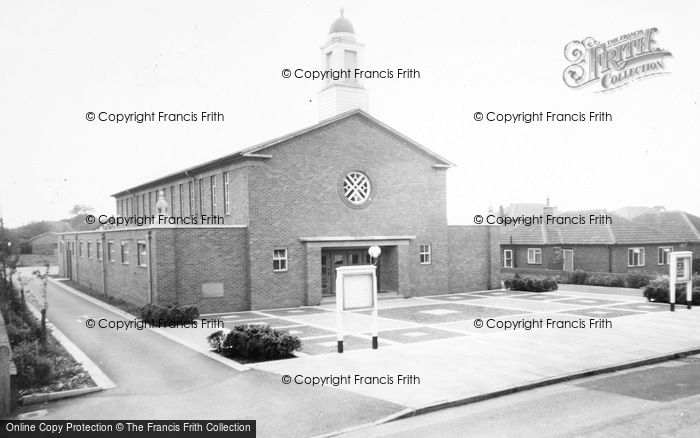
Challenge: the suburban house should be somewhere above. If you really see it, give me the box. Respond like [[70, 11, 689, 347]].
[[56, 13, 501, 313], [28, 232, 58, 255], [500, 205, 700, 277]]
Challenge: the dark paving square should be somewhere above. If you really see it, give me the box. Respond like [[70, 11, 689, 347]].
[[300, 335, 386, 355], [556, 297, 625, 307], [262, 307, 332, 317], [609, 302, 669, 313], [578, 363, 700, 401], [560, 307, 642, 318], [370, 303, 523, 324], [426, 294, 488, 302], [469, 290, 527, 297], [363, 326, 466, 344], [507, 293, 573, 302]]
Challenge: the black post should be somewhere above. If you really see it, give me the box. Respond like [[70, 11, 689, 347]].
[[337, 340, 343, 354], [372, 336, 378, 349]]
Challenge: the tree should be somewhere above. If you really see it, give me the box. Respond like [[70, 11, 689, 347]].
[[69, 205, 94, 216], [33, 264, 50, 341]]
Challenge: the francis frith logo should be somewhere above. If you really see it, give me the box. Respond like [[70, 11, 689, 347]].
[[563, 28, 672, 92]]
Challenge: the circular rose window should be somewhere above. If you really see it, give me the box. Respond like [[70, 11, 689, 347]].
[[342, 171, 371, 205]]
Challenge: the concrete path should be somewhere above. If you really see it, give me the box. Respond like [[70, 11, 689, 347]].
[[12, 277, 401, 438]]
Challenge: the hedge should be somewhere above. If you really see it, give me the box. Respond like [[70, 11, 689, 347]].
[[563, 269, 651, 289], [643, 276, 700, 305], [504, 274, 558, 292], [207, 324, 301, 362], [139, 303, 199, 323]]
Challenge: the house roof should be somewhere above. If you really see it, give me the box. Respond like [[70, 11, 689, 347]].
[[112, 109, 454, 197], [501, 209, 700, 246], [29, 231, 58, 241]]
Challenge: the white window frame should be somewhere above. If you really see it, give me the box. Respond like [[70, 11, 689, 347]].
[[107, 241, 115, 262], [79, 241, 84, 257], [121, 240, 130, 265], [527, 248, 542, 264], [224, 172, 230, 215], [419, 244, 431, 264], [96, 240, 102, 261], [503, 249, 513, 268], [86, 241, 92, 259], [273, 248, 288, 272], [137, 240, 147, 267], [628, 247, 645, 267], [657, 246, 672, 265]]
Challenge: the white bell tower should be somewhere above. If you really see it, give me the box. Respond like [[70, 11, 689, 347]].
[[318, 9, 369, 120]]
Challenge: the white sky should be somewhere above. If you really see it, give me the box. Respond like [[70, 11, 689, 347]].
[[1, 0, 698, 227]]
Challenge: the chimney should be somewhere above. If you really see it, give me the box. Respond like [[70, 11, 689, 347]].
[[543, 197, 554, 217]]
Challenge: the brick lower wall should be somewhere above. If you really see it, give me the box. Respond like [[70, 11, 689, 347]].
[[447, 225, 500, 293]]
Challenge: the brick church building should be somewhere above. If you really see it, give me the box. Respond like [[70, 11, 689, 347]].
[[58, 12, 500, 313]]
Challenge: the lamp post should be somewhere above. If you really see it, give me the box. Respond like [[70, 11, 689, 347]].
[[367, 246, 381, 349]]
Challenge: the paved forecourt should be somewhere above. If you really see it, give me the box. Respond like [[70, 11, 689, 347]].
[[190, 286, 700, 410]]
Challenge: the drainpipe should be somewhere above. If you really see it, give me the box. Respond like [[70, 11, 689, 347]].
[[147, 230, 154, 304]]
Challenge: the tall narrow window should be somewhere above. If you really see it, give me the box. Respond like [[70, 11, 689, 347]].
[[79, 241, 84, 257], [170, 185, 175, 215], [148, 192, 153, 216], [419, 244, 431, 264], [224, 172, 230, 215], [107, 241, 115, 262], [189, 181, 195, 215], [179, 184, 184, 217], [198, 178, 204, 214], [121, 240, 130, 264], [210, 175, 217, 215], [96, 241, 102, 261], [503, 249, 513, 268], [137, 240, 147, 267], [86, 241, 92, 259], [345, 50, 358, 82], [273, 249, 288, 272]]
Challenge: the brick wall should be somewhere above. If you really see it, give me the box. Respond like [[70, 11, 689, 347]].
[[447, 225, 500, 293], [246, 114, 449, 308], [58, 227, 249, 313]]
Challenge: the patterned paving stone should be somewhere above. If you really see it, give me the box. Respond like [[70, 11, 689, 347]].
[[262, 307, 332, 317], [469, 290, 526, 297], [224, 317, 303, 329], [427, 294, 488, 302], [300, 335, 384, 355], [368, 327, 466, 344], [556, 297, 625, 307], [370, 303, 523, 324], [560, 307, 642, 318], [507, 293, 574, 301], [609, 302, 669, 312]]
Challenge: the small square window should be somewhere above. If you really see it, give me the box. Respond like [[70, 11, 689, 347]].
[[657, 247, 672, 265], [628, 247, 645, 267], [419, 244, 431, 264], [273, 249, 288, 272], [527, 248, 542, 264]]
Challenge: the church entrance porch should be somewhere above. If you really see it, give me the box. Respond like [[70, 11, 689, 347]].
[[301, 236, 413, 306], [321, 248, 374, 296]]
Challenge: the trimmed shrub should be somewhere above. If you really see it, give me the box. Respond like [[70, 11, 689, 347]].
[[643, 276, 700, 305], [626, 273, 651, 289], [139, 303, 199, 324], [504, 275, 558, 292], [207, 325, 301, 362], [569, 269, 588, 285]]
